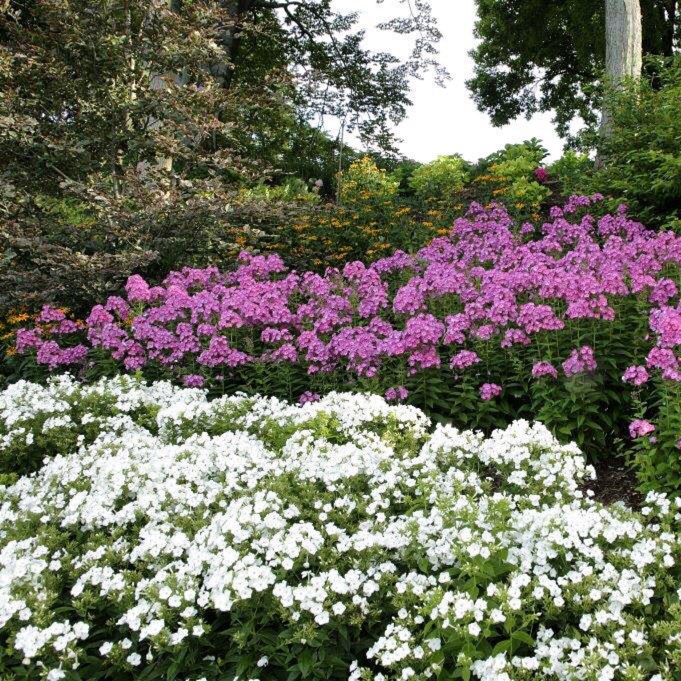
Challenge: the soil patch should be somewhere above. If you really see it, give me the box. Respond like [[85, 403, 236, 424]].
[[584, 458, 643, 510]]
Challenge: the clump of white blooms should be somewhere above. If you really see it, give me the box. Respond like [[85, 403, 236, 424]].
[[1, 376, 681, 679]]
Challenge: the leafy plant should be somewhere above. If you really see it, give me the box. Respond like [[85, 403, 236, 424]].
[[408, 155, 470, 205], [1, 378, 680, 679], [594, 56, 681, 231], [12, 197, 681, 490]]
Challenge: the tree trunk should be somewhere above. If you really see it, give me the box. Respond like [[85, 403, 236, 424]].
[[600, 0, 643, 138], [213, 0, 255, 89], [664, 0, 677, 57]]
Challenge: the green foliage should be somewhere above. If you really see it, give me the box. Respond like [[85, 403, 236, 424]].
[[0, 0, 447, 315], [0, 0, 287, 314], [549, 150, 594, 198], [242, 179, 322, 204], [267, 140, 560, 275], [468, 0, 680, 137], [338, 157, 399, 209], [272, 124, 363, 198], [466, 140, 551, 219], [408, 155, 470, 204], [594, 56, 681, 230], [629, 380, 681, 494], [543, 57, 681, 231], [388, 159, 423, 197], [479, 138, 547, 172], [468, 0, 604, 135], [488, 141, 550, 208], [0, 192, 314, 315]]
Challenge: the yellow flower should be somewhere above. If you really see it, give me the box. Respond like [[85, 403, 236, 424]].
[[7, 313, 30, 324]]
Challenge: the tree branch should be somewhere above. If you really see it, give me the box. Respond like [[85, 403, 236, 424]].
[[253, 0, 308, 8]]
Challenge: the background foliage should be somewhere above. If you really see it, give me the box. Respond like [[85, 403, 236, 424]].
[[468, 0, 680, 137]]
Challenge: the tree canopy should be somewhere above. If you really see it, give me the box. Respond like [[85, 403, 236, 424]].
[[0, 0, 446, 312], [0, 0, 446, 208], [467, 0, 679, 137]]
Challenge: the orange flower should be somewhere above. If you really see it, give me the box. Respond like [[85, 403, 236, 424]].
[[7, 313, 30, 324]]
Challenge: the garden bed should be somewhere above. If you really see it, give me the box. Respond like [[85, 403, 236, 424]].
[[1, 377, 679, 680], [586, 459, 644, 509], [11, 197, 681, 497]]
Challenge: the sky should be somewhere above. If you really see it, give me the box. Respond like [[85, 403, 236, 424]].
[[333, 0, 565, 164]]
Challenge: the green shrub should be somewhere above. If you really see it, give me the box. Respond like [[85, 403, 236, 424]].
[[468, 140, 551, 220], [242, 178, 322, 204], [595, 56, 681, 231], [0, 192, 309, 317], [548, 150, 594, 198], [408, 155, 469, 205], [338, 157, 399, 209]]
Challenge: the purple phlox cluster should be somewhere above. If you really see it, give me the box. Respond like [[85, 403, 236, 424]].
[[298, 391, 320, 405], [649, 278, 678, 306], [532, 361, 558, 379], [450, 350, 481, 372], [183, 374, 205, 388], [480, 383, 502, 401], [646, 346, 681, 380], [385, 386, 409, 402], [36, 341, 89, 370], [15, 199, 681, 396], [562, 346, 597, 377], [629, 419, 655, 439], [125, 274, 164, 304], [534, 167, 549, 184], [622, 365, 649, 386], [650, 306, 681, 348], [15, 328, 43, 353], [38, 305, 67, 323]]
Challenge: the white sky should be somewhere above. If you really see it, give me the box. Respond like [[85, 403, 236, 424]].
[[333, 0, 565, 163]]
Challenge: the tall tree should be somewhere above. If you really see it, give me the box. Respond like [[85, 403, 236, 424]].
[[0, 0, 446, 312], [0, 0, 447, 198], [601, 0, 643, 137], [468, 0, 678, 137], [605, 0, 643, 83], [219, 0, 448, 153]]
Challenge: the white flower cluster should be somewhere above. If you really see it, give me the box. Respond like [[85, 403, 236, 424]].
[[0, 376, 680, 680]]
